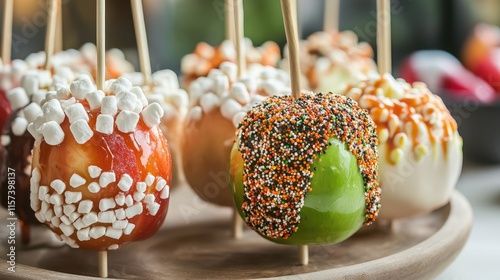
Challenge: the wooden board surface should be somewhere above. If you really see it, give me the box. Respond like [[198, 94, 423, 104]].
[[0, 186, 473, 279]]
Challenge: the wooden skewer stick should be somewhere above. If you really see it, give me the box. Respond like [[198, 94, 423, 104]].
[[232, 208, 243, 239], [324, 0, 340, 33], [96, 0, 107, 277], [376, 0, 391, 74], [96, 0, 105, 91], [280, 0, 301, 100], [1, 0, 13, 64], [225, 0, 236, 45], [233, 0, 245, 79], [44, 0, 58, 70], [55, 0, 63, 53], [131, 0, 152, 86], [299, 244, 309, 265]]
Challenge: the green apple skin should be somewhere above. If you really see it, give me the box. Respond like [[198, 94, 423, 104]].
[[230, 136, 366, 245]]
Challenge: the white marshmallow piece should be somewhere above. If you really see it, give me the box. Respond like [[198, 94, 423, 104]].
[[229, 83, 250, 104], [130, 86, 148, 106], [63, 204, 76, 216], [99, 198, 116, 211], [70, 76, 96, 99], [143, 194, 155, 205], [155, 178, 166, 191], [96, 114, 114, 134], [88, 165, 102, 178], [65, 103, 89, 124], [21, 75, 39, 96], [11, 117, 28, 136], [50, 179, 66, 194], [98, 211, 116, 223], [70, 119, 94, 144], [87, 182, 101, 193], [89, 226, 106, 239], [124, 223, 135, 235], [77, 227, 91, 241], [101, 96, 118, 116], [64, 191, 82, 204], [115, 208, 126, 220], [23, 103, 43, 123], [147, 202, 161, 216], [141, 103, 164, 128], [199, 92, 220, 113], [115, 193, 126, 206], [82, 212, 98, 226], [116, 91, 139, 111], [145, 174, 155, 186], [116, 110, 139, 133], [220, 98, 243, 120], [99, 172, 116, 188], [160, 185, 170, 199], [105, 227, 122, 240], [40, 121, 65, 145], [85, 90, 105, 110], [78, 200, 93, 214], [69, 174, 86, 188], [125, 203, 143, 219], [109, 77, 133, 94], [136, 182, 147, 193], [59, 224, 74, 237], [42, 99, 66, 124], [7, 87, 29, 110]]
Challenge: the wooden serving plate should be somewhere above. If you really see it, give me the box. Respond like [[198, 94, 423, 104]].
[[0, 186, 472, 279]]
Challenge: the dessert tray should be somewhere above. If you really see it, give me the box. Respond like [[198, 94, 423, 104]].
[[0, 186, 472, 279]]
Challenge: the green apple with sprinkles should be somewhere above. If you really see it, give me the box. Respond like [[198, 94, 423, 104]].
[[229, 92, 381, 244]]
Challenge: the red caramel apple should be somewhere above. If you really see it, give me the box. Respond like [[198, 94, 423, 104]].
[[181, 39, 281, 88], [29, 76, 171, 250], [230, 93, 380, 244]]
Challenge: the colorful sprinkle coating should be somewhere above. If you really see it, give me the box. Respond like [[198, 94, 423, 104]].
[[236, 92, 380, 239]]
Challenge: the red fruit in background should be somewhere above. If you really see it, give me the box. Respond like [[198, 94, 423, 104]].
[[399, 50, 496, 103], [472, 49, 500, 94], [462, 24, 500, 70], [0, 89, 12, 134]]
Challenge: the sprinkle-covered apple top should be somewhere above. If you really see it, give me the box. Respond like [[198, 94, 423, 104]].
[[231, 93, 380, 244], [183, 62, 290, 207], [181, 39, 281, 88], [340, 74, 462, 219], [280, 31, 377, 94], [29, 76, 171, 251]]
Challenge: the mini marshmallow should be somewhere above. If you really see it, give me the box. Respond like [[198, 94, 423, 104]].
[[199, 92, 220, 113], [60, 215, 71, 225], [7, 87, 29, 110], [143, 175, 154, 187], [115, 208, 126, 220], [77, 227, 91, 241], [30, 193, 40, 211], [60, 97, 76, 109], [212, 75, 230, 96], [147, 202, 160, 216], [51, 216, 61, 228], [11, 117, 28, 136], [136, 182, 147, 193], [99, 198, 116, 211], [261, 80, 283, 96], [88, 182, 101, 193], [59, 223, 74, 236], [232, 111, 247, 128], [130, 86, 148, 106], [78, 200, 93, 214], [125, 203, 143, 219], [220, 61, 237, 82], [160, 185, 170, 199], [124, 223, 135, 235], [85, 90, 105, 109], [88, 165, 102, 178], [55, 85, 71, 100], [82, 212, 98, 226], [1, 135, 10, 146], [99, 172, 116, 188], [44, 194, 51, 203], [116, 91, 139, 111], [141, 103, 164, 128], [133, 192, 145, 202], [116, 110, 139, 133], [44, 209, 54, 222], [143, 194, 155, 205], [109, 77, 133, 94], [50, 179, 66, 195], [98, 211, 116, 223], [49, 194, 63, 206], [188, 106, 203, 122], [115, 193, 126, 206], [229, 83, 251, 104], [112, 220, 128, 230], [155, 178, 166, 191], [42, 99, 66, 124], [70, 76, 96, 99], [63, 204, 77, 216], [89, 226, 106, 239], [108, 244, 119, 250], [23, 103, 43, 123], [70, 119, 94, 144], [65, 103, 89, 124], [220, 98, 243, 120], [40, 121, 65, 145], [101, 96, 118, 116], [96, 114, 114, 134], [64, 191, 82, 204], [69, 173, 86, 188], [125, 195, 133, 207], [105, 227, 122, 240], [21, 75, 39, 96], [68, 212, 81, 223], [54, 205, 63, 217]]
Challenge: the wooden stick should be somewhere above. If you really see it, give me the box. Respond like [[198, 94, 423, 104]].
[[233, 0, 245, 79], [44, 0, 58, 70], [55, 0, 63, 53], [376, 0, 391, 74], [131, 0, 152, 86], [96, 0, 105, 91], [280, 0, 301, 100], [98, 251, 108, 278], [225, 0, 236, 45], [299, 245, 309, 265], [292, 0, 301, 39], [232, 209, 243, 239], [1, 0, 13, 64], [323, 0, 340, 33]]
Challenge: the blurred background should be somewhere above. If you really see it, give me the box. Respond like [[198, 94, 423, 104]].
[[1, 0, 500, 279]]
